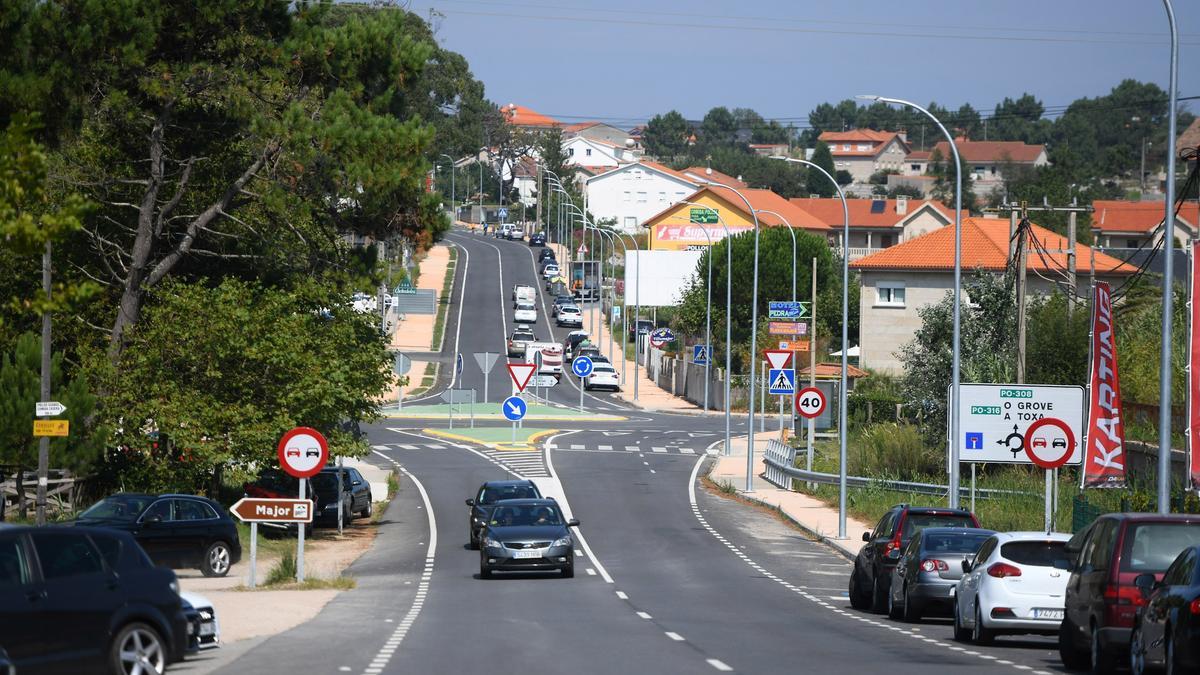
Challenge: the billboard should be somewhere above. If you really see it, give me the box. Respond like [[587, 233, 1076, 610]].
[[623, 250, 704, 307]]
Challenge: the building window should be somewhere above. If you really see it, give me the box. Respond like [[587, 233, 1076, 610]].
[[1126, 238, 1139, 248], [623, 191, 631, 203], [876, 282, 906, 307], [842, 144, 851, 151], [585, 148, 592, 157], [568, 148, 574, 156], [974, 165, 985, 174], [857, 143, 870, 151], [658, 191, 666, 202], [911, 163, 921, 171], [636, 191, 647, 203]]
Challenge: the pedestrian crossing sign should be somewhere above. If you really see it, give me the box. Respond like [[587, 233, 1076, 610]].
[[768, 368, 795, 395]]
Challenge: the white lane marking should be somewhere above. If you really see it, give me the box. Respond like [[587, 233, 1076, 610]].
[[636, 611, 652, 619], [615, 591, 628, 600], [427, 444, 445, 449], [571, 444, 585, 450], [625, 446, 639, 452], [598, 445, 612, 450], [542, 430, 613, 583], [649, 469, 657, 474], [651, 447, 667, 453], [371, 445, 389, 451], [365, 451, 436, 675], [586, 568, 597, 576], [399, 444, 418, 450], [665, 632, 685, 641], [680, 448, 696, 454], [707, 659, 733, 672]]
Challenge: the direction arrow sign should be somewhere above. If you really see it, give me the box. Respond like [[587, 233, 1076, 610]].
[[767, 368, 795, 395], [502, 395, 528, 422], [507, 363, 537, 392], [768, 301, 808, 320], [35, 401, 66, 417], [529, 375, 558, 388], [473, 352, 500, 373], [277, 427, 329, 479], [956, 383, 1084, 465], [795, 386, 827, 419], [230, 497, 314, 523], [763, 349, 793, 370]]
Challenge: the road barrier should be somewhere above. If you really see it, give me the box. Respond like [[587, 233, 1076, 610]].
[[762, 439, 1036, 500]]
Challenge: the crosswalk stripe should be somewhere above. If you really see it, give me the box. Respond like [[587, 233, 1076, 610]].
[[371, 445, 389, 451], [598, 445, 612, 451], [651, 447, 667, 453], [680, 448, 696, 454], [625, 446, 639, 452], [399, 444, 418, 450], [427, 444, 445, 449], [570, 444, 585, 450]]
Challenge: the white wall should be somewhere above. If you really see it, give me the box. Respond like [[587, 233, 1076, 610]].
[[586, 165, 697, 234], [623, 250, 704, 307]]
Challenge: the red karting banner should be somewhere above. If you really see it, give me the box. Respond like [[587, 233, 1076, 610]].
[[1190, 241, 1200, 492], [1082, 282, 1127, 489]]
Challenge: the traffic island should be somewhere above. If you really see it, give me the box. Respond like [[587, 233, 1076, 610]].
[[381, 402, 625, 422], [421, 426, 559, 451]]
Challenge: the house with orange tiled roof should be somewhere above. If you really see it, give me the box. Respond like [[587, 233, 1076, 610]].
[[641, 185, 828, 251], [789, 196, 953, 259], [818, 129, 911, 184], [1091, 199, 1198, 249], [582, 161, 701, 234], [849, 217, 1137, 374], [499, 103, 561, 130], [680, 167, 747, 189], [905, 140, 1048, 197]]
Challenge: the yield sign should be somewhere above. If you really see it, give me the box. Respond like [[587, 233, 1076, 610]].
[[577, 243, 588, 256], [764, 349, 793, 370], [507, 363, 537, 392]]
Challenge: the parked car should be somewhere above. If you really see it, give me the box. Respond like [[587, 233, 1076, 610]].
[[478, 499, 578, 578], [308, 470, 356, 527], [1060, 513, 1200, 674], [1131, 544, 1200, 675], [953, 532, 1072, 643], [628, 319, 655, 340], [583, 362, 620, 391], [538, 248, 556, 263], [888, 527, 995, 621], [562, 331, 590, 359], [465, 480, 542, 549], [541, 263, 560, 279], [507, 226, 523, 241], [508, 328, 536, 357], [556, 306, 583, 328], [320, 466, 372, 519], [75, 493, 242, 578], [514, 301, 537, 324], [850, 504, 981, 612], [529, 232, 546, 246], [492, 223, 506, 238], [0, 525, 189, 674], [181, 590, 220, 651]]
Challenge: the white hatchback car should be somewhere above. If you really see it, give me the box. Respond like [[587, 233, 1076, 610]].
[[514, 301, 537, 323], [952, 531, 1072, 644], [583, 362, 620, 391]]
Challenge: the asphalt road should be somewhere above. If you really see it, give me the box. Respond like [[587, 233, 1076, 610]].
[[212, 228, 1067, 674]]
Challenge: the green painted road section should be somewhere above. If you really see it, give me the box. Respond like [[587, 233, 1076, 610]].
[[381, 402, 624, 421]]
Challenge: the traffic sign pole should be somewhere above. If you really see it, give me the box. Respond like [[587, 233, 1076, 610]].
[[297, 478, 306, 583], [249, 522, 258, 588]]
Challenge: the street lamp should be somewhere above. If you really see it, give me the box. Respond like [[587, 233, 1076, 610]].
[[857, 94, 965, 509], [1157, 0, 1180, 514], [770, 155, 850, 538], [439, 153, 456, 223], [699, 178, 762, 493], [753, 209, 798, 308]]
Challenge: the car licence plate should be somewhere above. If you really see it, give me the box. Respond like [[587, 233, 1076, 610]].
[[513, 550, 541, 559], [1032, 608, 1063, 620]]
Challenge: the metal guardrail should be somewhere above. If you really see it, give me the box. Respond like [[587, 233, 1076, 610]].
[[762, 440, 1037, 500]]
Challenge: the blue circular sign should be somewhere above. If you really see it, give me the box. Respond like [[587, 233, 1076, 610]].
[[572, 356, 594, 378], [502, 395, 527, 422]]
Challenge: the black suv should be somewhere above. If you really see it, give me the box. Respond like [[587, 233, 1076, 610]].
[[0, 526, 189, 673], [75, 493, 242, 577], [466, 480, 542, 549], [529, 232, 546, 246], [538, 248, 556, 263], [319, 466, 373, 520], [849, 504, 980, 612]]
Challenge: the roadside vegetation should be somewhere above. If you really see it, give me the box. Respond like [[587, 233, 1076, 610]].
[[430, 247, 460, 350]]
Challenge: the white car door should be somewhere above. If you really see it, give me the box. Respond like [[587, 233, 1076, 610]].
[[959, 536, 998, 624]]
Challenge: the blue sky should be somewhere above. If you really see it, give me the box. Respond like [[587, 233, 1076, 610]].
[[411, 0, 1200, 129]]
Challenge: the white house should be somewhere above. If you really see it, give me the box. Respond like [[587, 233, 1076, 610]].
[[563, 136, 636, 171], [583, 161, 700, 234]]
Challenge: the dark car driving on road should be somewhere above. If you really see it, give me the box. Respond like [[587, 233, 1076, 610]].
[[478, 499, 578, 578], [466, 480, 542, 549], [75, 493, 242, 578], [850, 504, 980, 612], [888, 527, 995, 621], [0, 526, 189, 674]]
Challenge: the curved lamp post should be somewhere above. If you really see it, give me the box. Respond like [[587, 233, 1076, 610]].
[[698, 178, 762, 492], [1157, 0, 1179, 514], [769, 155, 850, 538], [856, 95, 965, 510]]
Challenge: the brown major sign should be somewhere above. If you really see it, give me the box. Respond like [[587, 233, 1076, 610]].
[[230, 497, 314, 523]]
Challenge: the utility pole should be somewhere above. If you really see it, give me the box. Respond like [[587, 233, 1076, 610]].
[[985, 200, 1093, 315], [1014, 207, 1029, 384], [535, 164, 543, 230], [1067, 211, 1078, 317], [36, 240, 51, 526]]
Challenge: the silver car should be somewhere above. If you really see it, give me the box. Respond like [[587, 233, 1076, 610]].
[[479, 499, 578, 579], [888, 527, 996, 621]]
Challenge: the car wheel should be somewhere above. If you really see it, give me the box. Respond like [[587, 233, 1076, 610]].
[[201, 541, 232, 577], [871, 573, 888, 613], [902, 585, 922, 622], [479, 561, 492, 579], [952, 599, 971, 642], [1091, 623, 1117, 675], [973, 604, 994, 645], [359, 494, 372, 519], [109, 622, 166, 675], [848, 571, 871, 610], [887, 585, 903, 620], [1130, 623, 1148, 675], [562, 563, 574, 579], [1059, 615, 1089, 670]]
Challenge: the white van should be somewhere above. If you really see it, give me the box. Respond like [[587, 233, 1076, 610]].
[[511, 284, 536, 306]]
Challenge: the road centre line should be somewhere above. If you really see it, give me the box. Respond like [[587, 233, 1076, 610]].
[[543, 429, 612, 583]]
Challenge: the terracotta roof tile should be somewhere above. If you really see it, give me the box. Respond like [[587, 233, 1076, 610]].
[[919, 140, 1045, 164], [789, 198, 952, 229], [500, 103, 561, 128], [1093, 199, 1200, 234], [819, 129, 897, 143], [849, 217, 1136, 275], [682, 167, 747, 189], [1177, 118, 1200, 151], [798, 362, 869, 379], [643, 186, 828, 232]]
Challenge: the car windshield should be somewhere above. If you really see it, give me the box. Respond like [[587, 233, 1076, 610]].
[[517, 303, 534, 311], [1001, 541, 1070, 568], [489, 504, 563, 527], [922, 532, 992, 554], [1121, 522, 1200, 572], [902, 513, 975, 540], [593, 365, 615, 374], [479, 485, 540, 504], [79, 495, 155, 521]]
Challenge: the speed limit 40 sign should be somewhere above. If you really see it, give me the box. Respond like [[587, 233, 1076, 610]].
[[795, 386, 827, 419]]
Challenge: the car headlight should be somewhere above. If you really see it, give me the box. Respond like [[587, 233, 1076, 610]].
[[483, 537, 503, 549], [169, 580, 180, 595], [552, 536, 572, 548]]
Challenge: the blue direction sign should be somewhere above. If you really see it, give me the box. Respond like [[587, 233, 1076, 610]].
[[767, 368, 796, 395], [692, 344, 710, 365], [572, 355, 594, 378], [768, 301, 808, 320], [502, 395, 527, 422]]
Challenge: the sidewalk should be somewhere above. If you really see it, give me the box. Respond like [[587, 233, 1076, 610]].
[[388, 243, 452, 400], [707, 434, 870, 560]]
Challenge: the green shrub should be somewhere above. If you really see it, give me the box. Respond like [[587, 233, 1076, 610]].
[[850, 423, 940, 480], [265, 551, 297, 586]]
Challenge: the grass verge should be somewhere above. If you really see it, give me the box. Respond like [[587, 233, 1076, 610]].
[[236, 522, 294, 559], [430, 246, 458, 350]]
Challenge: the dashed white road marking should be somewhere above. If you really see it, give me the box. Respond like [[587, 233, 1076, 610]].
[[636, 611, 652, 619], [665, 632, 685, 641], [615, 591, 628, 600], [707, 658, 733, 671]]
